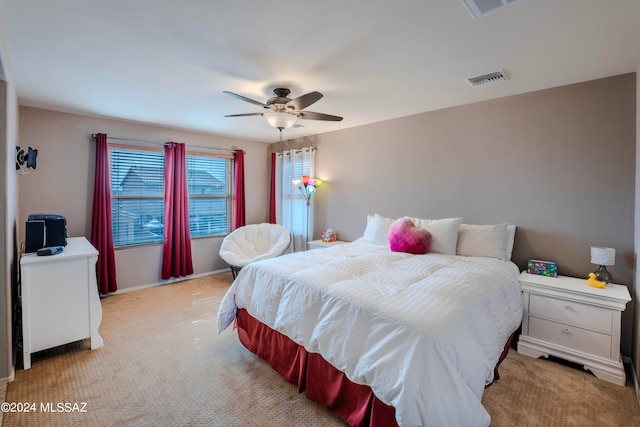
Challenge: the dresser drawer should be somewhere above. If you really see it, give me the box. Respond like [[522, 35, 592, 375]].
[[529, 294, 612, 333], [529, 317, 611, 358]]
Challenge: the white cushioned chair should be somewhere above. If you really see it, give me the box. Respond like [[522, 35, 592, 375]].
[[219, 223, 291, 279]]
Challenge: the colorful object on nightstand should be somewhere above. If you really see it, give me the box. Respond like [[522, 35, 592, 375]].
[[321, 229, 338, 242], [526, 259, 558, 277], [586, 272, 607, 288]]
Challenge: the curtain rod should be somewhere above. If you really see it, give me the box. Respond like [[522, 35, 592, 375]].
[[276, 147, 316, 156], [91, 134, 239, 155]]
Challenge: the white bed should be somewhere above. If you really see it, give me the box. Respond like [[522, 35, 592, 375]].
[[218, 224, 523, 426]]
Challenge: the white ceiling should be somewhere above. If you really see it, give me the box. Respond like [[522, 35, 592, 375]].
[[2, 0, 640, 143]]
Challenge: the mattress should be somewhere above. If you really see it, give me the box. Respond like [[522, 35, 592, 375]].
[[218, 239, 523, 426]]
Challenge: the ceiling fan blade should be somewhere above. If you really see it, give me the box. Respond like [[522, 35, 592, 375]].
[[298, 111, 343, 121], [223, 91, 266, 108], [224, 113, 264, 117], [287, 91, 323, 111]]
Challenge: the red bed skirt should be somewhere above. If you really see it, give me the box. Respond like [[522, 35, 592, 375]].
[[236, 308, 513, 427]]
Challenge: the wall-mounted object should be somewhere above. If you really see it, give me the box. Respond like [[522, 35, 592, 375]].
[[16, 146, 38, 174]]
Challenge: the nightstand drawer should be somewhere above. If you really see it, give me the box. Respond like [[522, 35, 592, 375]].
[[529, 317, 611, 358], [529, 294, 612, 333]]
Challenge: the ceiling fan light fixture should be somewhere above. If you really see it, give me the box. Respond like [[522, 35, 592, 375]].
[[264, 112, 298, 129]]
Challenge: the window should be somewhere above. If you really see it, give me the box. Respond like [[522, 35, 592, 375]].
[[281, 156, 311, 238], [186, 154, 232, 237], [275, 147, 316, 251], [110, 147, 165, 247], [109, 146, 232, 247]]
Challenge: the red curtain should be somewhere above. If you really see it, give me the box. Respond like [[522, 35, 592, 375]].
[[269, 152, 276, 224], [162, 142, 194, 280], [232, 150, 246, 230], [90, 133, 118, 294]]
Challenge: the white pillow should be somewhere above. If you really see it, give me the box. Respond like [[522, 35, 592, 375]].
[[370, 214, 394, 246], [506, 224, 516, 260], [363, 214, 375, 241], [412, 217, 462, 255], [457, 223, 509, 260], [363, 214, 394, 246]]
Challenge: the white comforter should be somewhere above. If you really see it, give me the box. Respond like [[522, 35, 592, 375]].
[[218, 240, 523, 427]]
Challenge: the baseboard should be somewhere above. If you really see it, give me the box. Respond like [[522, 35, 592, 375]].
[[625, 356, 640, 406], [112, 269, 230, 295], [0, 366, 15, 385]]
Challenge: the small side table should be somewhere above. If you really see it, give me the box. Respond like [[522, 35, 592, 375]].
[[307, 240, 347, 250], [517, 271, 631, 385]]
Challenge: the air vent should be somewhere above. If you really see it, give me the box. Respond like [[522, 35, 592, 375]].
[[466, 70, 509, 88], [463, 0, 522, 20]]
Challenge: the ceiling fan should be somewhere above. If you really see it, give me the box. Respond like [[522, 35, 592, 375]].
[[223, 88, 343, 132]]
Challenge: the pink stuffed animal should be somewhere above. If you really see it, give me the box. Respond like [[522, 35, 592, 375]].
[[388, 217, 432, 254]]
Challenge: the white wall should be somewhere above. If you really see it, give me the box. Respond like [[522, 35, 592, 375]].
[[17, 107, 270, 291], [0, 1, 19, 383]]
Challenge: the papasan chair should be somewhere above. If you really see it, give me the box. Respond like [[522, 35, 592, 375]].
[[219, 223, 291, 279]]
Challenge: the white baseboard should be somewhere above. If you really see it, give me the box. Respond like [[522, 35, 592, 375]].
[[0, 366, 15, 385], [624, 356, 640, 406], [111, 269, 230, 295]]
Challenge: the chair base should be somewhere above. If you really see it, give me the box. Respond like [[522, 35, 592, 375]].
[[230, 265, 242, 280]]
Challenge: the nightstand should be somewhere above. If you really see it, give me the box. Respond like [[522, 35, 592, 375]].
[[307, 240, 347, 250], [517, 272, 631, 385]]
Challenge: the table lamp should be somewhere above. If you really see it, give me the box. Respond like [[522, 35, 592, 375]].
[[590, 246, 615, 284]]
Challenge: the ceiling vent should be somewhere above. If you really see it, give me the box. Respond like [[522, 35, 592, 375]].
[[467, 70, 509, 88], [463, 0, 521, 19]]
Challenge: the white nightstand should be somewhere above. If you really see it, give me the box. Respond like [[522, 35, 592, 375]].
[[517, 272, 631, 385], [307, 240, 347, 250]]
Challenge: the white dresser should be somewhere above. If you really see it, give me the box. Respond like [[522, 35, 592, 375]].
[[20, 237, 103, 369], [517, 272, 631, 385]]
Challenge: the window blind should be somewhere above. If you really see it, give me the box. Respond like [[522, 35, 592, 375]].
[[186, 155, 232, 237], [110, 147, 165, 246]]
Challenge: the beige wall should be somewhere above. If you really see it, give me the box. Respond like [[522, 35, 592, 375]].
[[274, 74, 637, 358], [0, 3, 19, 383], [635, 68, 640, 395], [17, 107, 269, 290]]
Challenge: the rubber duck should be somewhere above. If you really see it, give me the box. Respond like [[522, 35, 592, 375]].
[[587, 272, 606, 288]]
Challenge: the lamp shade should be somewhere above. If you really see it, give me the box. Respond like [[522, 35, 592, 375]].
[[292, 176, 324, 197], [591, 246, 615, 266], [264, 112, 298, 129]]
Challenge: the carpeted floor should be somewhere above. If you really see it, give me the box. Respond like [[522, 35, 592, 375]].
[[3, 272, 640, 426]]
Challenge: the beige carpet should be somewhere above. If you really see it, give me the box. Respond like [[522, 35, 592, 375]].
[[3, 272, 640, 426]]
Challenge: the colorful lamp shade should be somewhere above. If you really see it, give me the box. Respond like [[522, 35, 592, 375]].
[[293, 175, 323, 196]]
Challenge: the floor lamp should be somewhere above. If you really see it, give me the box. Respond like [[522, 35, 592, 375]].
[[292, 175, 323, 249]]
